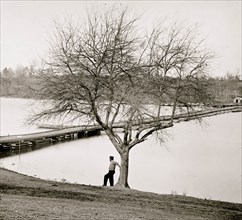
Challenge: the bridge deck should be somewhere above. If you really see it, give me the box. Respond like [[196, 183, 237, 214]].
[[0, 106, 241, 147], [0, 126, 103, 144]]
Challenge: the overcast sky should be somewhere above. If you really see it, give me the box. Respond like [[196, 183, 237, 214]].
[[1, 1, 241, 77]]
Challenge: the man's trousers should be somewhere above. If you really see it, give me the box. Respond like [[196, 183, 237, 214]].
[[103, 170, 115, 186]]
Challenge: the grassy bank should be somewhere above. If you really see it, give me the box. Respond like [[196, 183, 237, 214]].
[[0, 168, 241, 220]]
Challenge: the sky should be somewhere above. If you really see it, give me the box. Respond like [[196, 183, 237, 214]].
[[0, 0, 241, 77]]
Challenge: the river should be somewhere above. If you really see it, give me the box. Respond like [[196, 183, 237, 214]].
[[0, 97, 241, 203]]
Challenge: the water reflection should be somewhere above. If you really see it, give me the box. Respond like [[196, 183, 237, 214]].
[[0, 138, 71, 159]]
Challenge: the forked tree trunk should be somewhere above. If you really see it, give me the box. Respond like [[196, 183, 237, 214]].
[[116, 149, 130, 188]]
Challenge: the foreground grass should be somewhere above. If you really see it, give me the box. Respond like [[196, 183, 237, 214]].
[[0, 168, 241, 220]]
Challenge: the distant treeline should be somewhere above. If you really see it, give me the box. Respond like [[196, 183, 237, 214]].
[[209, 73, 242, 103], [0, 66, 38, 98], [1, 66, 242, 103]]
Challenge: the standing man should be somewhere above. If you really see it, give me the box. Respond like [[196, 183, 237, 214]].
[[103, 156, 120, 186]]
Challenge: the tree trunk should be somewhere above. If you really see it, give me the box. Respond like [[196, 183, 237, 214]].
[[116, 149, 130, 188]]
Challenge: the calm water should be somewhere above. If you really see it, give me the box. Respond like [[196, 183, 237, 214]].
[[0, 97, 241, 203]]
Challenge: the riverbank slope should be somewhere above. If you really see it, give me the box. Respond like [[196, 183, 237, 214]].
[[0, 168, 241, 220]]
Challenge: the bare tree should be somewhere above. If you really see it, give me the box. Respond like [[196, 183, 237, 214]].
[[31, 7, 214, 188], [143, 24, 214, 118]]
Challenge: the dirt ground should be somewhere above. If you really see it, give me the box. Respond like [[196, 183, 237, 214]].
[[0, 168, 241, 220]]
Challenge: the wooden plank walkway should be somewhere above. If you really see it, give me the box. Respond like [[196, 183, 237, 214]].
[[0, 126, 102, 144], [0, 105, 241, 151]]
